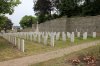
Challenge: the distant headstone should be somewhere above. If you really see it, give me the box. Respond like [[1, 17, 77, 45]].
[[33, 33, 37, 42], [50, 33, 55, 47], [67, 32, 71, 38], [38, 32, 41, 43], [44, 34, 48, 45], [55, 32, 60, 40], [77, 32, 80, 37], [41, 32, 45, 39], [93, 32, 96, 38], [70, 32, 74, 42], [83, 32, 87, 40], [14, 37, 16, 46], [62, 32, 66, 41]]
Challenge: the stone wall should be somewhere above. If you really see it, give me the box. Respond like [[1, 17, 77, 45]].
[[21, 28, 35, 32], [39, 17, 66, 32], [67, 16, 100, 36], [32, 15, 100, 36]]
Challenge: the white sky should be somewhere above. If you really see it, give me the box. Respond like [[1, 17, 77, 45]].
[[6, 0, 36, 26]]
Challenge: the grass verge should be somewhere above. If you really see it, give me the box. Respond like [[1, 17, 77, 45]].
[[30, 44, 100, 66], [0, 36, 100, 62]]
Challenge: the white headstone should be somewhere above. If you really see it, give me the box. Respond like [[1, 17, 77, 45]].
[[18, 38, 20, 50], [77, 32, 80, 37], [56, 32, 60, 40], [67, 32, 71, 38], [83, 32, 87, 40], [62, 32, 66, 41], [41, 32, 45, 39], [93, 32, 96, 38], [44, 34, 48, 45], [70, 32, 74, 42], [38, 32, 41, 43], [33, 33, 37, 42], [50, 33, 55, 47], [14, 37, 16, 46], [20, 39, 24, 52]]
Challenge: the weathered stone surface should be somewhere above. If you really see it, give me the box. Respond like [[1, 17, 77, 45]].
[[31, 16, 100, 36]]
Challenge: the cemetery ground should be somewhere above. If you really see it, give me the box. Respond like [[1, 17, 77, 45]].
[[30, 44, 100, 66], [0, 36, 100, 62]]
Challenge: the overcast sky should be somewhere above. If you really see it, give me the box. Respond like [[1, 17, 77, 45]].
[[6, 0, 36, 26]]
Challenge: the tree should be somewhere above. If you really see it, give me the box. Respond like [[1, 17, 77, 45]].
[[54, 0, 80, 17], [20, 15, 37, 29], [0, 0, 20, 32], [0, 16, 13, 32], [0, 0, 21, 15], [34, 0, 100, 22], [34, 0, 53, 23], [53, 0, 100, 17], [81, 0, 100, 16]]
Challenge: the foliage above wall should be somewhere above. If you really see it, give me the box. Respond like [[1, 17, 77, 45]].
[[33, 0, 100, 23], [20, 15, 37, 29]]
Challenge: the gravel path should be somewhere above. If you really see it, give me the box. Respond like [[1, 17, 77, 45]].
[[0, 40, 100, 66]]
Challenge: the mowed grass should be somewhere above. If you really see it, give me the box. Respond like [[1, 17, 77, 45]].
[[0, 37, 24, 62], [30, 44, 100, 66], [0, 36, 100, 61], [24, 37, 100, 55]]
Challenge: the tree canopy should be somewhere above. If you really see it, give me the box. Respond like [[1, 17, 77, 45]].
[[0, 0, 20, 32], [81, 0, 100, 16], [0, 16, 13, 32], [34, 0, 100, 23], [34, 0, 53, 23], [19, 15, 37, 29], [0, 0, 21, 15], [54, 0, 80, 17]]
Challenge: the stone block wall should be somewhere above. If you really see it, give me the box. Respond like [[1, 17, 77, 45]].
[[32, 15, 100, 36], [39, 17, 66, 32], [68, 16, 100, 36]]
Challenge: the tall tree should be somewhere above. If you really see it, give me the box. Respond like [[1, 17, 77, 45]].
[[34, 0, 100, 22], [0, 0, 20, 31], [81, 0, 100, 16], [0, 0, 20, 15], [20, 15, 37, 29], [54, 0, 80, 17], [0, 16, 13, 32], [34, 0, 53, 23]]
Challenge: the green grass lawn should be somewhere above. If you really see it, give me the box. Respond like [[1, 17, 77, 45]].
[[24, 37, 100, 55], [30, 44, 100, 66], [0, 37, 24, 62], [0, 36, 100, 62]]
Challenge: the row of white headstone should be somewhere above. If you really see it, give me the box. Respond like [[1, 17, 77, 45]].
[[3, 32, 96, 47], [2, 34, 25, 52]]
